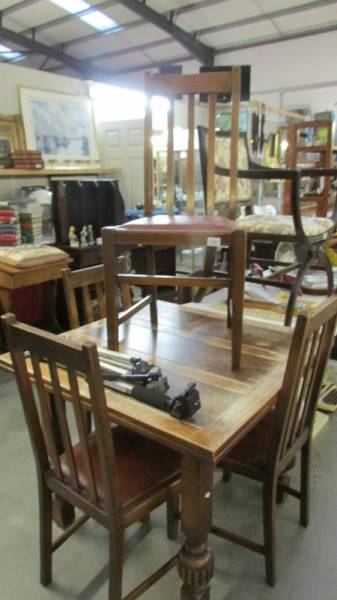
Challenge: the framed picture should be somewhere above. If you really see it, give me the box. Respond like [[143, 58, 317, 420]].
[[0, 115, 25, 159], [19, 87, 99, 162]]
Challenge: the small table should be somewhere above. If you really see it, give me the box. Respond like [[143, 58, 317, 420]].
[[0, 258, 71, 332], [0, 301, 291, 599]]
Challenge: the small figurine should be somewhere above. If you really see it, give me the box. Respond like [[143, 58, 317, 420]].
[[80, 225, 88, 247], [68, 225, 79, 248], [86, 224, 95, 246]]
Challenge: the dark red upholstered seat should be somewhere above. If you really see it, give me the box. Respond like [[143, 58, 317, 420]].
[[59, 427, 181, 508], [224, 413, 274, 469], [118, 215, 236, 235]]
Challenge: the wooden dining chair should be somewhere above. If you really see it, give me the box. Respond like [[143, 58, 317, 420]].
[[212, 295, 337, 586], [102, 69, 246, 371], [198, 125, 337, 325], [2, 313, 180, 600], [62, 261, 132, 330]]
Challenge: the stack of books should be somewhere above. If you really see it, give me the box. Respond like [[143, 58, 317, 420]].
[[0, 202, 20, 246], [19, 204, 43, 244], [1, 151, 44, 170]]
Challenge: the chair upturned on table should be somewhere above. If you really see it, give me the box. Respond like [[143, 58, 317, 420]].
[[103, 69, 246, 370]]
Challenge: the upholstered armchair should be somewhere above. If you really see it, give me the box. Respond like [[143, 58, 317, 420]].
[[198, 126, 337, 325]]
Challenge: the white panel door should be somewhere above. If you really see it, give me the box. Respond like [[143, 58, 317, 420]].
[[97, 119, 144, 209]]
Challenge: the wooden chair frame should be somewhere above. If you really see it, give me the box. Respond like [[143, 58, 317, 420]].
[[199, 126, 337, 325], [2, 314, 180, 600], [103, 221, 246, 370], [213, 295, 337, 585], [63, 261, 132, 330], [144, 68, 241, 219]]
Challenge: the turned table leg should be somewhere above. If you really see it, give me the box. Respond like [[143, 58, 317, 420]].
[[178, 455, 214, 600]]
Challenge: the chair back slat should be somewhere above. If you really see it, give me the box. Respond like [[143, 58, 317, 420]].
[[63, 262, 131, 330], [206, 93, 217, 216], [68, 369, 99, 504], [144, 69, 241, 217], [1, 315, 122, 520], [228, 65, 240, 221], [268, 297, 337, 471], [95, 282, 106, 319], [49, 359, 80, 492], [82, 285, 95, 323], [186, 94, 195, 217], [30, 352, 63, 479], [166, 98, 175, 216], [144, 79, 153, 217]]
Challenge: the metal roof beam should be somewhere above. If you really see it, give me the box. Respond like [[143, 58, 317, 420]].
[[19, 0, 224, 39], [197, 0, 337, 37], [215, 21, 337, 55], [0, 23, 123, 83], [46, 0, 337, 74], [83, 20, 337, 78], [3, 0, 40, 16], [98, 0, 214, 65]]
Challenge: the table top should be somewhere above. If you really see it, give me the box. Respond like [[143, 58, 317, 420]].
[[0, 301, 292, 462]]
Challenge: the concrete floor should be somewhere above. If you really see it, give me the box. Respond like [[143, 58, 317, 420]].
[[1, 368, 337, 600]]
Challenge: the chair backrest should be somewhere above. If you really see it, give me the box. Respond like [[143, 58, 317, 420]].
[[270, 296, 337, 472], [198, 126, 252, 215], [144, 68, 241, 220], [1, 313, 121, 524], [63, 262, 131, 330]]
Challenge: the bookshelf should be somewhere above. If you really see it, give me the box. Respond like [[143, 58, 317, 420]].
[[284, 120, 332, 217]]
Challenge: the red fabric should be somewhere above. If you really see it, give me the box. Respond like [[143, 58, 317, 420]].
[[11, 285, 44, 323], [60, 428, 181, 509], [119, 215, 236, 234], [223, 413, 274, 468]]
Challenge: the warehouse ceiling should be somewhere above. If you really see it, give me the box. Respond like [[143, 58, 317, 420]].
[[0, 0, 336, 83]]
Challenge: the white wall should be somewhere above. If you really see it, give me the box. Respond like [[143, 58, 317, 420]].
[[0, 62, 88, 114], [215, 31, 337, 114]]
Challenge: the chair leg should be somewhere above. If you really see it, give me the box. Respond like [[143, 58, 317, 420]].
[[276, 473, 290, 504], [222, 467, 232, 482], [108, 530, 124, 600], [300, 441, 310, 528], [285, 256, 312, 326], [262, 480, 277, 587], [39, 483, 53, 586], [145, 246, 158, 326], [318, 248, 334, 295], [166, 486, 180, 540]]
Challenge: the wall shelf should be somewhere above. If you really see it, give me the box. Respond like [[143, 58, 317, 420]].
[[0, 167, 121, 177]]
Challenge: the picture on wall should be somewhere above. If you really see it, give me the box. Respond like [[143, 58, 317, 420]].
[[0, 115, 26, 159], [19, 87, 99, 162]]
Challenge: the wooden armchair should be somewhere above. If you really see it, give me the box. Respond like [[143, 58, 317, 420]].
[[2, 314, 180, 600], [212, 296, 337, 586], [198, 126, 337, 325]]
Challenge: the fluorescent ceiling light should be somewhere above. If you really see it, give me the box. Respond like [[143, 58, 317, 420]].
[[49, 0, 90, 13], [80, 10, 118, 31], [0, 44, 22, 61], [49, 0, 119, 31]]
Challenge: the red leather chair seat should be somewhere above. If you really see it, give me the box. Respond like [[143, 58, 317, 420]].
[[120, 215, 236, 235], [59, 427, 181, 508]]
